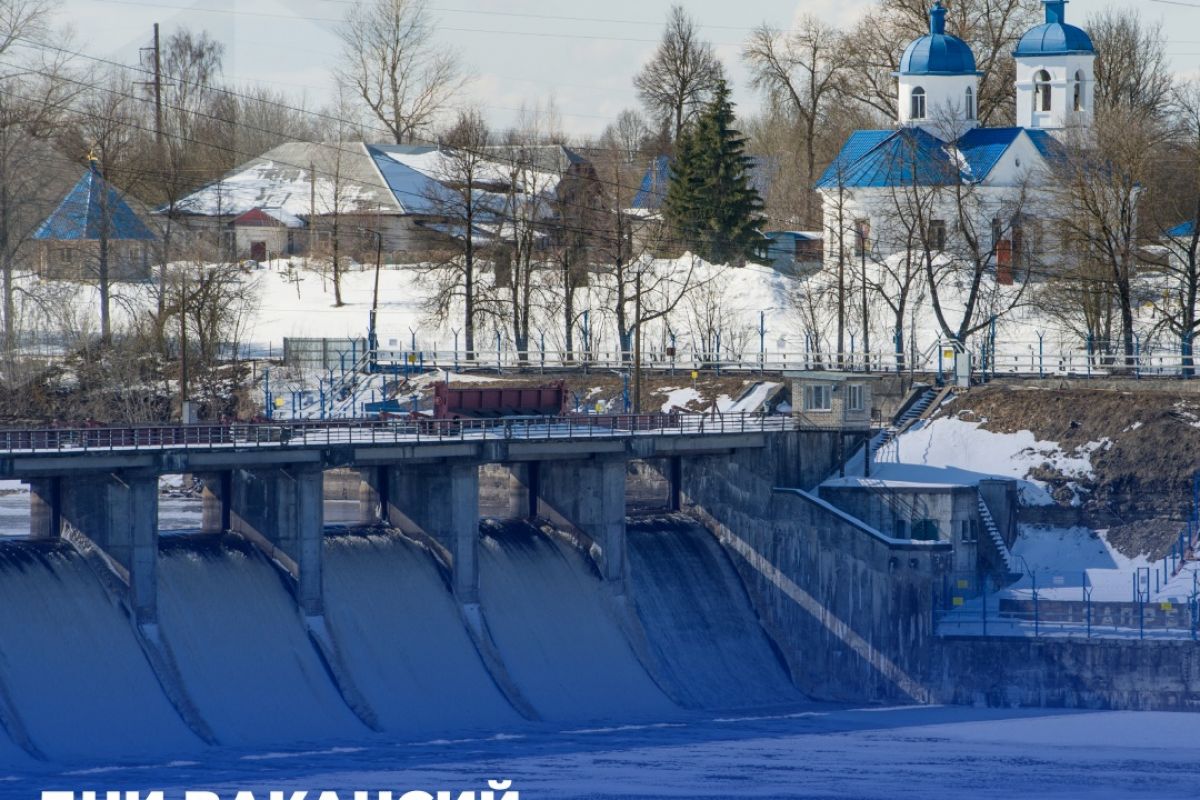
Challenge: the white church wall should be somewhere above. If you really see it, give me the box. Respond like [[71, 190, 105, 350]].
[[1015, 54, 1095, 132], [898, 74, 981, 139]]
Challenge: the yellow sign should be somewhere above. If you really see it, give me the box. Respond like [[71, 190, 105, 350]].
[[690, 370, 699, 381], [943, 349, 956, 361], [407, 353, 417, 364], [952, 596, 964, 607], [273, 397, 284, 408], [957, 579, 969, 589], [1160, 602, 1173, 611]]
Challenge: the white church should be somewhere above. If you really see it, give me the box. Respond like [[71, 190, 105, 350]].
[[817, 0, 1097, 284]]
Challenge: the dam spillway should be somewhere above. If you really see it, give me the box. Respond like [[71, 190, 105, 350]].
[[0, 421, 902, 769], [0, 511, 803, 765]]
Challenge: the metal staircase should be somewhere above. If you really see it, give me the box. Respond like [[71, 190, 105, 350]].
[[977, 492, 1015, 573], [871, 385, 948, 464]]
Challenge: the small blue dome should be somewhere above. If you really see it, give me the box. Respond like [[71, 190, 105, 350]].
[[1015, 0, 1094, 56], [899, 2, 978, 76]]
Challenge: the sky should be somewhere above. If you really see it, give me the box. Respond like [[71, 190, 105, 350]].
[[48, 0, 1200, 140]]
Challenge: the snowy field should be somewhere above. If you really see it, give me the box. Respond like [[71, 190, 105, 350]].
[[11, 706, 1199, 799]]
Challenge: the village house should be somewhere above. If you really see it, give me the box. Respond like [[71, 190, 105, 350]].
[[32, 161, 157, 282]]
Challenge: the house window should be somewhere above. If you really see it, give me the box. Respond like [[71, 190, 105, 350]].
[[911, 86, 926, 120], [928, 219, 947, 251], [803, 384, 832, 412], [991, 217, 1004, 248], [854, 219, 871, 258], [912, 519, 940, 541], [58, 248, 74, 264], [965, 87, 975, 120], [960, 519, 978, 543], [847, 384, 865, 412], [1035, 70, 1052, 112], [1073, 70, 1084, 111]]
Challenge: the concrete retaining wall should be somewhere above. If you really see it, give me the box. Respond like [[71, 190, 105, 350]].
[[933, 637, 1200, 711], [680, 431, 953, 703]]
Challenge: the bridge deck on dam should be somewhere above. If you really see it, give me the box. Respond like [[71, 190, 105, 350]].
[[0, 413, 790, 478]]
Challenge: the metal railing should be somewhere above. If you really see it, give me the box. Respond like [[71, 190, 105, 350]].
[[935, 569, 1200, 640], [0, 412, 795, 456], [363, 345, 1200, 379]]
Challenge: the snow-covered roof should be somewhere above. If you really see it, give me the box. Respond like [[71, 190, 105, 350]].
[[172, 142, 403, 218], [172, 141, 572, 222]]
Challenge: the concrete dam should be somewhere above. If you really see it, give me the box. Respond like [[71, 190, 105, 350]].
[[0, 418, 863, 766], [0, 414, 1174, 771]]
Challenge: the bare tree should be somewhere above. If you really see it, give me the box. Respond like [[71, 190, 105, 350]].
[[1055, 107, 1165, 364], [62, 67, 143, 343], [633, 4, 724, 145], [1146, 81, 1200, 374], [336, 0, 467, 144], [0, 0, 74, 352], [602, 108, 651, 165], [1087, 8, 1173, 119], [744, 15, 850, 224], [419, 109, 494, 359]]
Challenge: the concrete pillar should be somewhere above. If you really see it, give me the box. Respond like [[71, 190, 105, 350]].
[[668, 456, 682, 513], [358, 466, 388, 526], [538, 457, 627, 583], [387, 462, 480, 603], [28, 477, 61, 540], [60, 471, 159, 624], [230, 466, 325, 615], [199, 471, 231, 533]]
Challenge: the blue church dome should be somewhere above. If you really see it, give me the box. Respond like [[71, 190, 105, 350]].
[[899, 2, 979, 76], [1015, 0, 1094, 56]]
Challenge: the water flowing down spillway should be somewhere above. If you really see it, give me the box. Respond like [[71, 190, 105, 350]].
[[0, 509, 807, 770], [155, 537, 366, 745], [322, 530, 520, 733], [626, 515, 801, 710], [0, 543, 200, 764], [477, 520, 676, 722]]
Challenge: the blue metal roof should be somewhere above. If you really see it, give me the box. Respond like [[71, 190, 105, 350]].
[[899, 2, 979, 76], [33, 165, 155, 242], [956, 127, 1023, 180], [817, 128, 960, 189], [816, 131, 895, 188], [818, 126, 1063, 189], [1015, 0, 1094, 56], [365, 144, 442, 215], [631, 155, 670, 210], [1024, 128, 1065, 164], [1167, 221, 1197, 238]]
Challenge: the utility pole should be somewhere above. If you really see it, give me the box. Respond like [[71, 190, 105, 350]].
[[138, 24, 163, 148], [153, 23, 162, 148], [180, 271, 189, 421], [633, 264, 642, 413], [309, 161, 317, 256]]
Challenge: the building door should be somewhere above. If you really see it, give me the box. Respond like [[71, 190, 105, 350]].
[[250, 241, 267, 261]]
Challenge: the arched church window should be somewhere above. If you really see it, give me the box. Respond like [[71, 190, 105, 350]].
[[1035, 70, 1052, 112], [965, 87, 975, 120], [1073, 70, 1084, 111], [911, 87, 926, 120]]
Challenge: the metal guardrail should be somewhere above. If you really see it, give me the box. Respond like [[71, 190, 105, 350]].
[[366, 346, 1200, 379], [0, 413, 794, 456]]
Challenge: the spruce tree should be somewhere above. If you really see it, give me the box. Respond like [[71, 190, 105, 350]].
[[663, 79, 766, 264]]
